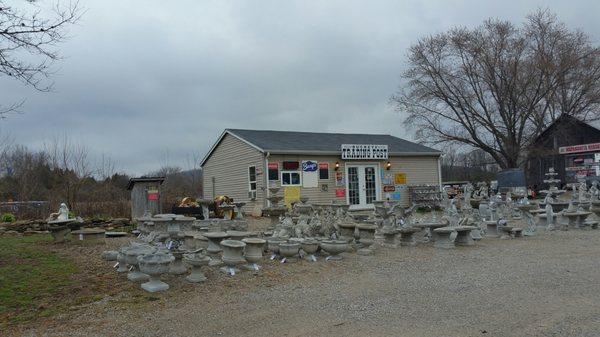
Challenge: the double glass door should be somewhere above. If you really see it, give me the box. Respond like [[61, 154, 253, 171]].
[[346, 164, 379, 208]]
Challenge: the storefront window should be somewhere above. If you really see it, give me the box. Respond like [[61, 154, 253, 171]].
[[281, 171, 301, 186]]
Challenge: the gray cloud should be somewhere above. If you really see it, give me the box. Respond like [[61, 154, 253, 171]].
[[1, 0, 598, 175]]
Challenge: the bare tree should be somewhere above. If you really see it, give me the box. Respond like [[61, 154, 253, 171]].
[[0, 1, 81, 116], [392, 10, 600, 169], [45, 134, 93, 209]]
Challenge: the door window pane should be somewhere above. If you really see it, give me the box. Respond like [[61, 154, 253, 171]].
[[348, 167, 359, 205], [364, 167, 376, 204]]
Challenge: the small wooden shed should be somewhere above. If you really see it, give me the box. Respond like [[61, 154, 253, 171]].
[[127, 176, 165, 220]]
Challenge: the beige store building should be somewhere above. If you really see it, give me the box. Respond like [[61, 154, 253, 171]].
[[201, 129, 442, 214]]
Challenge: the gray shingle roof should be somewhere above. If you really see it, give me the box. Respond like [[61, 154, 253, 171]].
[[227, 129, 440, 155]]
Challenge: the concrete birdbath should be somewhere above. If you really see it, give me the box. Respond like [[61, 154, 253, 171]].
[[300, 239, 319, 261], [203, 231, 228, 254], [116, 247, 130, 273], [124, 245, 156, 282], [137, 252, 175, 293], [278, 242, 300, 263], [266, 237, 286, 260], [242, 238, 266, 271], [320, 240, 349, 261], [226, 230, 251, 241], [183, 252, 210, 283], [356, 224, 377, 255], [220, 239, 246, 276]]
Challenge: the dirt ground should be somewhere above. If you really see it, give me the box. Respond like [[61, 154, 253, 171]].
[[9, 227, 600, 337]]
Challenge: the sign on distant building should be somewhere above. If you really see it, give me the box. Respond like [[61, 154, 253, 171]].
[[341, 144, 388, 160], [559, 142, 600, 154]]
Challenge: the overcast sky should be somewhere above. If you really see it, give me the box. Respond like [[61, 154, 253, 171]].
[[1, 0, 599, 175]]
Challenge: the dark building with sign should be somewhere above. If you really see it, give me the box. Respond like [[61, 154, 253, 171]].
[[526, 115, 600, 188], [201, 129, 442, 214]]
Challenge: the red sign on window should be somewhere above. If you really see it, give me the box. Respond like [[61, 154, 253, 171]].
[[268, 162, 278, 170], [319, 163, 329, 170], [148, 193, 158, 201]]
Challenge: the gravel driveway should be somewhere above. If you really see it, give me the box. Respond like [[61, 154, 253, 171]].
[[19, 229, 600, 337]]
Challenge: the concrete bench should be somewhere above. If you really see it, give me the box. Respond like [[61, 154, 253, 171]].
[[433, 227, 456, 249], [398, 227, 421, 247], [453, 226, 477, 246], [484, 221, 499, 238]]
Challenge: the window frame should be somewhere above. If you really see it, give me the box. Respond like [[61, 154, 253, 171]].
[[268, 162, 279, 181], [280, 170, 302, 186], [248, 166, 257, 192], [319, 163, 329, 180]]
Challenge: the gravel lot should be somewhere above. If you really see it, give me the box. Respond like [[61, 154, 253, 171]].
[[16, 228, 600, 337]]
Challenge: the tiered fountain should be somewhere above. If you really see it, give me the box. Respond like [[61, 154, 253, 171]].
[[263, 188, 288, 229], [538, 167, 568, 212]]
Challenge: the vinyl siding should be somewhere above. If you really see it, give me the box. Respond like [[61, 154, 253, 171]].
[[202, 134, 265, 214], [267, 154, 440, 207]]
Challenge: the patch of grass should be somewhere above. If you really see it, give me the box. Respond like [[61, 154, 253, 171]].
[[0, 234, 78, 326]]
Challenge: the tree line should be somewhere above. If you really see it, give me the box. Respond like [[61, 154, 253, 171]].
[[0, 136, 202, 219]]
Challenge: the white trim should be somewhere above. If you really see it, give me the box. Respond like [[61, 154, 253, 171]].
[[281, 170, 302, 186], [200, 130, 265, 167], [344, 162, 381, 210], [248, 166, 257, 192]]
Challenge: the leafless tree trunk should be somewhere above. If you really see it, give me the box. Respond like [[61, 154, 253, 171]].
[[392, 10, 600, 169]]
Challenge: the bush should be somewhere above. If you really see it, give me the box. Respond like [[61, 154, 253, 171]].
[[2, 213, 16, 223]]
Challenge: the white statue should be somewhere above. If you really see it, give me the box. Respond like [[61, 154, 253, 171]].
[[545, 203, 554, 230], [57, 203, 69, 220]]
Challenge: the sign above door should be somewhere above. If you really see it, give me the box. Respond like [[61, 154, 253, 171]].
[[341, 144, 388, 160]]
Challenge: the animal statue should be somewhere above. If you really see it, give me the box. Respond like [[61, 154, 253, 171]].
[[213, 195, 234, 218]]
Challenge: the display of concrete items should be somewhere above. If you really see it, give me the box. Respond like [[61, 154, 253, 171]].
[[263, 188, 287, 228], [220, 239, 246, 276], [183, 252, 210, 283], [124, 245, 156, 282], [138, 252, 175, 293], [300, 239, 319, 261], [278, 242, 300, 263], [356, 224, 377, 255], [320, 240, 349, 261], [242, 238, 266, 271]]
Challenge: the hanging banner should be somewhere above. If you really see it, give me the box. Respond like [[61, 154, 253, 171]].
[[302, 160, 318, 188], [335, 188, 346, 198], [341, 144, 388, 160]]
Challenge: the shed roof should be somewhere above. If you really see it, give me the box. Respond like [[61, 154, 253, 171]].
[[127, 176, 165, 190], [201, 129, 441, 166]]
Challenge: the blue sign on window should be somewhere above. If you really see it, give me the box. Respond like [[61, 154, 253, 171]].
[[302, 161, 318, 172]]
